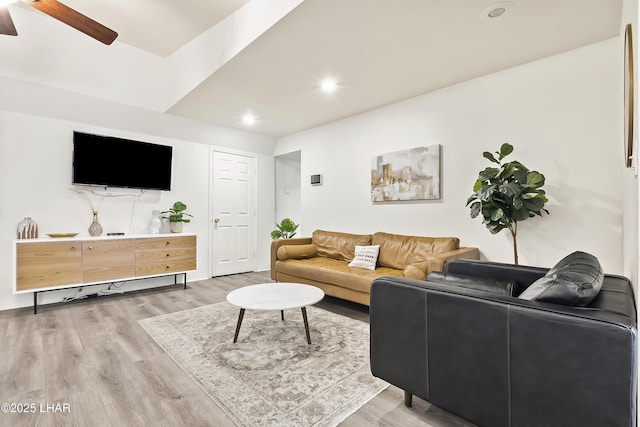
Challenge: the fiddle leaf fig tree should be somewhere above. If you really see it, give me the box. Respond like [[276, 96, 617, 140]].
[[466, 143, 549, 264]]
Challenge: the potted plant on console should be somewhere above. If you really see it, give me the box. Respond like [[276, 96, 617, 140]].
[[162, 201, 192, 233]]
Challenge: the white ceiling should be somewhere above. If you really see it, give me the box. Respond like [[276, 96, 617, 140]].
[[0, 0, 623, 138], [60, 0, 252, 57]]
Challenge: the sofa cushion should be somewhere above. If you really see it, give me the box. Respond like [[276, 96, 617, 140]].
[[348, 245, 380, 270], [312, 230, 372, 262], [427, 271, 518, 296], [276, 257, 402, 293], [373, 232, 459, 270], [276, 244, 317, 261], [518, 251, 604, 306]]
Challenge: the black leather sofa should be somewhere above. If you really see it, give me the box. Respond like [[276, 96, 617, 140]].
[[370, 256, 637, 427]]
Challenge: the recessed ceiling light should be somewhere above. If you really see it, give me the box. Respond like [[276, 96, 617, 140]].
[[320, 77, 338, 94], [480, 1, 513, 21], [488, 7, 506, 18], [242, 113, 256, 126], [0, 0, 19, 6]]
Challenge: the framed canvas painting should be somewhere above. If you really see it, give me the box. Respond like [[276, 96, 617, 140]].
[[371, 145, 440, 202]]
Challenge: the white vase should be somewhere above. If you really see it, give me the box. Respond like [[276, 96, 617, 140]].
[[170, 222, 183, 233], [88, 212, 103, 236], [150, 210, 162, 234], [17, 217, 38, 239]]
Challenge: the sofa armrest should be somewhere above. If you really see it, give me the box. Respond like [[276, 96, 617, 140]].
[[423, 246, 480, 273], [370, 277, 432, 403], [270, 237, 313, 280], [403, 260, 430, 280]]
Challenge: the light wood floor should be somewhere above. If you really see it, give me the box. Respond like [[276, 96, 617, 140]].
[[0, 272, 474, 427]]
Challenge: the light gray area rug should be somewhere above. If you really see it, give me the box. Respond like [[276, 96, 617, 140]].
[[138, 302, 388, 426]]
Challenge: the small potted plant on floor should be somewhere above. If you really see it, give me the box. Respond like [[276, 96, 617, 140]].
[[271, 218, 299, 239], [162, 201, 192, 233]]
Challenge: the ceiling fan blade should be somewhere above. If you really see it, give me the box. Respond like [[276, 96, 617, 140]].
[[27, 0, 117, 45], [0, 7, 18, 36]]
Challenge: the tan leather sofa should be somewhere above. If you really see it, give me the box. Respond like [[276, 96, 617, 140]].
[[270, 229, 479, 305]]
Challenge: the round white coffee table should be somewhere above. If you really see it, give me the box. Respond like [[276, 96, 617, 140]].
[[226, 282, 325, 345]]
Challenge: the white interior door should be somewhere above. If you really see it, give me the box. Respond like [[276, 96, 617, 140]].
[[211, 150, 256, 276]]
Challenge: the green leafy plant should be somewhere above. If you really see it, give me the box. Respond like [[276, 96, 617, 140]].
[[161, 201, 192, 223], [466, 143, 549, 264], [271, 218, 299, 240]]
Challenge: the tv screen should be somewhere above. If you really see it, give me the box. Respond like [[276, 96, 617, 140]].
[[72, 131, 172, 191]]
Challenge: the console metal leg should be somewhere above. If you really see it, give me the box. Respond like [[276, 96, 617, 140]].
[[174, 273, 187, 289], [33, 292, 38, 315]]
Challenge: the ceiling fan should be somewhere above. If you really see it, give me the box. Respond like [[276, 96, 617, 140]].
[[0, 0, 117, 45]]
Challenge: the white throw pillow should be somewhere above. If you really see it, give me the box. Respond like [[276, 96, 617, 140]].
[[348, 245, 380, 270]]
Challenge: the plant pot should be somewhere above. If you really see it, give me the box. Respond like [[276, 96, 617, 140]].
[[170, 221, 183, 233]]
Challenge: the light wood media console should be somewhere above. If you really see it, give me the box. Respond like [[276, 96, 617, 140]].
[[14, 233, 197, 313]]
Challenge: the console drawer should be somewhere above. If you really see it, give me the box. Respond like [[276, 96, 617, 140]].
[[134, 235, 196, 278], [135, 259, 197, 276], [135, 247, 196, 263], [135, 236, 196, 251]]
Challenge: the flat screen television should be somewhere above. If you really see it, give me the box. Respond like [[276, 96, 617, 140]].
[[72, 131, 173, 191]]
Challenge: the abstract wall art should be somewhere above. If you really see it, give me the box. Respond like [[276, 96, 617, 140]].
[[371, 145, 441, 202]]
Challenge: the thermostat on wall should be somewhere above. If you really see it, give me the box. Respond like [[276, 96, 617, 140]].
[[311, 174, 322, 185]]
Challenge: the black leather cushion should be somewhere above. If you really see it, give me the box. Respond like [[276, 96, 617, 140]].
[[427, 271, 519, 296], [518, 251, 603, 306]]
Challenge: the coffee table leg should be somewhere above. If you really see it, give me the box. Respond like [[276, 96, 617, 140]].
[[233, 308, 245, 343], [281, 310, 284, 321], [301, 307, 311, 345]]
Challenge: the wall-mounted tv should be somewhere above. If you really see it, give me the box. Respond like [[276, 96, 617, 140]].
[[72, 131, 173, 191]]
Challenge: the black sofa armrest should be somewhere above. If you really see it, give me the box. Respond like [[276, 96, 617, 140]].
[[370, 276, 431, 403]]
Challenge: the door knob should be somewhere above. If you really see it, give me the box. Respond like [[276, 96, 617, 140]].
[[214, 218, 220, 223]]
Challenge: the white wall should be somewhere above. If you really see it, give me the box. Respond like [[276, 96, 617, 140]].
[[0, 78, 276, 311], [274, 152, 302, 235], [621, 0, 639, 292], [0, 76, 276, 155], [276, 38, 627, 273]]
